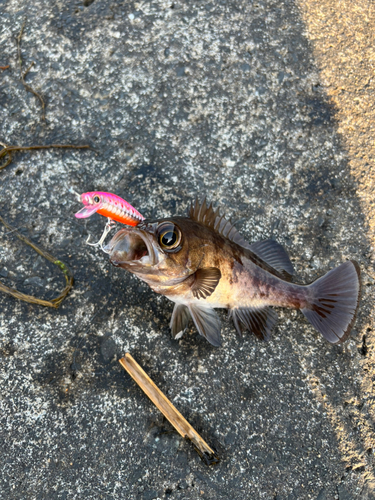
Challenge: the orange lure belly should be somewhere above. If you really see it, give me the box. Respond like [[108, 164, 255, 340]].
[[97, 207, 140, 226]]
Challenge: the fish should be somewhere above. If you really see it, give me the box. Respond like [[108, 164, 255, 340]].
[[103, 198, 361, 347], [75, 191, 144, 226]]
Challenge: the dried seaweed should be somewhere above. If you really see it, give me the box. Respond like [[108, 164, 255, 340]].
[[0, 215, 74, 308], [0, 143, 91, 171], [17, 20, 46, 121], [0, 23, 92, 308]]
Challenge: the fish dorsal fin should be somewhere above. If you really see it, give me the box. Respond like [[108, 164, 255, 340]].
[[188, 197, 251, 248], [191, 267, 221, 300], [231, 306, 278, 341], [189, 198, 294, 281], [249, 240, 294, 281]]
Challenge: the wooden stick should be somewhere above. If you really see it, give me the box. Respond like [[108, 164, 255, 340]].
[[119, 353, 220, 465]]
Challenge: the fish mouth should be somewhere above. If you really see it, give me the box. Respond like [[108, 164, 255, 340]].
[[104, 228, 156, 268]]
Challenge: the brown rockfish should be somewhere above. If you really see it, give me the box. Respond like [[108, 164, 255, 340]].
[[104, 199, 361, 347]]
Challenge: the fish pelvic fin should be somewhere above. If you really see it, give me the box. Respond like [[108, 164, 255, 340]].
[[230, 306, 278, 341], [301, 260, 361, 344], [188, 303, 221, 347], [170, 304, 191, 339]]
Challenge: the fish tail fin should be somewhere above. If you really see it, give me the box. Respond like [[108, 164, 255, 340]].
[[301, 260, 361, 344]]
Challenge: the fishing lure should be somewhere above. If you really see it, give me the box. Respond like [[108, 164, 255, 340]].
[[75, 191, 144, 226], [74, 191, 145, 250]]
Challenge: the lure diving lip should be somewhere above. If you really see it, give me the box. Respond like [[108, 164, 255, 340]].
[[74, 191, 145, 227]]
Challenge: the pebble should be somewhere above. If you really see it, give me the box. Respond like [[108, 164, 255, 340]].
[[23, 277, 46, 288]]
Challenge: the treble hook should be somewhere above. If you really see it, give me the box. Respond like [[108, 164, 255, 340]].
[[86, 218, 117, 253]]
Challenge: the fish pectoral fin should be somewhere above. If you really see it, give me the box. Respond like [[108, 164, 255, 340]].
[[191, 267, 221, 299], [170, 304, 191, 338], [188, 304, 221, 347], [231, 306, 278, 341], [75, 203, 103, 219], [249, 239, 294, 281]]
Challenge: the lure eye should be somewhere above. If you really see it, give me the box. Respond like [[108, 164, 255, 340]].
[[157, 222, 182, 251], [93, 195, 100, 204]]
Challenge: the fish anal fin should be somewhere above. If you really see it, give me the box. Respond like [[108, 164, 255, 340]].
[[230, 309, 243, 337], [191, 267, 221, 300], [231, 306, 278, 341], [249, 240, 294, 281], [170, 304, 191, 339], [188, 304, 221, 346]]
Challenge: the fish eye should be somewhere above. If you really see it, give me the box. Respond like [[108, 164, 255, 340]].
[[93, 195, 100, 203], [161, 231, 177, 246], [158, 223, 182, 251]]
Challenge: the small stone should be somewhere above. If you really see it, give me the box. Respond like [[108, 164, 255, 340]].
[[23, 277, 46, 288], [178, 480, 188, 489], [176, 66, 186, 77], [32, 256, 45, 271], [316, 488, 327, 500], [100, 337, 117, 363], [337, 483, 353, 500], [0, 268, 8, 278], [142, 490, 157, 500]]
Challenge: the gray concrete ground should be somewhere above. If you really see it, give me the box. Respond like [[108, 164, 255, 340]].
[[1, 1, 374, 499]]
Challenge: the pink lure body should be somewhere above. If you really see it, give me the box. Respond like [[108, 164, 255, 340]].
[[75, 191, 145, 226]]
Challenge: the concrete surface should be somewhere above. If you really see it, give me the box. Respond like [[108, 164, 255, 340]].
[[0, 0, 374, 499]]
